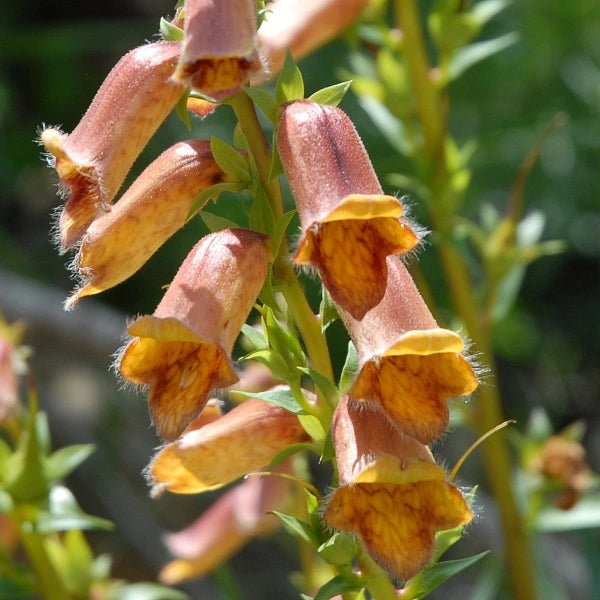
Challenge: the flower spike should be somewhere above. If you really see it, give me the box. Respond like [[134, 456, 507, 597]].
[[65, 140, 224, 308], [119, 229, 268, 441], [324, 397, 473, 582], [173, 0, 260, 99], [341, 257, 478, 444], [278, 100, 419, 319], [40, 41, 184, 250], [150, 395, 309, 494]]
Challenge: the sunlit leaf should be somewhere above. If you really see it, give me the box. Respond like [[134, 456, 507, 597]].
[[339, 341, 359, 394], [198, 210, 239, 233], [46, 444, 95, 483], [308, 81, 352, 107], [275, 51, 304, 104], [272, 511, 320, 547], [244, 87, 278, 123], [233, 388, 307, 415]]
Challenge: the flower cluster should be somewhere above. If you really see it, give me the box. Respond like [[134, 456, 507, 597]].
[[41, 0, 479, 593]]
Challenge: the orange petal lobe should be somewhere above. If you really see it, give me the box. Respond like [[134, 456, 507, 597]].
[[325, 480, 472, 581]]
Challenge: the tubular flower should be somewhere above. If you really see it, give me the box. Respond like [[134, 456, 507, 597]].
[[149, 396, 310, 494], [119, 229, 268, 441], [173, 0, 260, 99], [341, 257, 478, 444], [40, 41, 184, 251], [278, 100, 419, 319], [324, 397, 473, 582], [65, 139, 224, 309], [160, 464, 290, 584], [253, 0, 369, 84]]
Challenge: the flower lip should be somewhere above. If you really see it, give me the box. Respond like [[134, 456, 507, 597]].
[[41, 41, 184, 251]]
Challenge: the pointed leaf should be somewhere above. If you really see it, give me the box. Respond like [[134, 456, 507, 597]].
[[249, 186, 276, 235], [471, 0, 512, 28], [268, 443, 320, 469], [308, 81, 352, 107], [270, 210, 296, 257], [187, 182, 247, 219], [233, 388, 307, 415], [176, 90, 192, 130], [159, 17, 184, 41], [275, 51, 304, 104], [244, 87, 278, 123], [210, 137, 249, 182], [313, 575, 360, 600], [319, 286, 339, 332], [271, 511, 320, 547], [318, 533, 357, 566], [339, 341, 359, 394], [413, 552, 490, 598], [298, 367, 338, 410], [198, 210, 239, 233], [46, 444, 95, 483], [241, 323, 267, 350], [448, 33, 519, 82]]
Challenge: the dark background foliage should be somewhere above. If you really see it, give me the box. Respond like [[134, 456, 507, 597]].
[[1, 1, 599, 598]]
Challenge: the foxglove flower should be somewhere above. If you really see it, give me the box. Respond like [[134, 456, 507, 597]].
[[160, 465, 290, 584], [278, 100, 419, 319], [253, 0, 369, 84], [150, 396, 309, 494], [66, 139, 224, 308], [119, 229, 268, 441], [173, 0, 260, 99], [341, 257, 478, 444], [41, 41, 184, 250], [324, 397, 472, 581]]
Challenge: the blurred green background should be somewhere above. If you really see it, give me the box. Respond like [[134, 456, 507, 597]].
[[1, 1, 599, 598]]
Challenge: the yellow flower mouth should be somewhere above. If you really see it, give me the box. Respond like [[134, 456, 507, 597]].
[[174, 57, 252, 98], [120, 317, 237, 442], [325, 478, 473, 582], [294, 195, 419, 319]]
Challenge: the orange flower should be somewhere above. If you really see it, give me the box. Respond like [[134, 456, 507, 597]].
[[173, 0, 260, 99], [253, 0, 369, 84], [40, 41, 184, 250], [324, 397, 473, 581], [278, 100, 419, 319], [341, 257, 478, 444], [150, 396, 309, 494], [65, 139, 224, 309], [160, 464, 290, 584], [119, 229, 268, 441]]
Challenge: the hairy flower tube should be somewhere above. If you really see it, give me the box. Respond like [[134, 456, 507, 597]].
[[150, 396, 309, 494], [65, 140, 224, 309], [160, 465, 289, 584], [324, 397, 473, 582], [119, 229, 268, 441], [341, 257, 478, 444], [278, 100, 419, 319], [253, 0, 369, 84], [173, 0, 260, 99], [40, 41, 184, 250]]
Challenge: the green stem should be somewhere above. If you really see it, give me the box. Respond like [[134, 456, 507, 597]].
[[17, 519, 66, 600], [394, 3, 539, 600], [357, 546, 398, 600], [228, 90, 334, 387]]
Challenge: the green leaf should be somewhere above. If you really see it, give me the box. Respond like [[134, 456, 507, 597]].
[[320, 428, 335, 462], [298, 367, 338, 409], [45, 444, 95, 483], [317, 533, 357, 566], [244, 87, 278, 123], [308, 81, 352, 107], [471, 0, 512, 28], [233, 388, 307, 415], [319, 285, 339, 332], [271, 511, 320, 547], [264, 306, 305, 368], [268, 443, 320, 469], [249, 186, 276, 235], [36, 486, 114, 533], [339, 341, 359, 394], [210, 137, 250, 182], [109, 583, 188, 600], [298, 414, 326, 441], [198, 210, 239, 233], [448, 32, 519, 82], [275, 51, 304, 104], [313, 575, 360, 600], [268, 133, 285, 180], [159, 17, 184, 41], [270, 210, 296, 258], [176, 89, 192, 130], [241, 323, 267, 350], [187, 182, 247, 219], [413, 552, 490, 598]]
